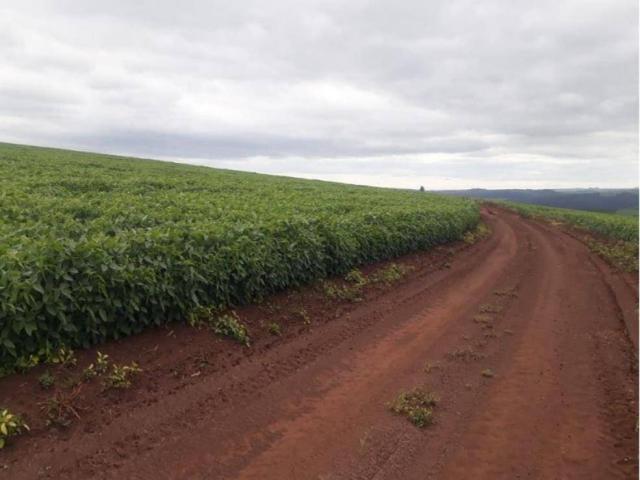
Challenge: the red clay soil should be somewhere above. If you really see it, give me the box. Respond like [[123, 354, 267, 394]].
[[1, 208, 637, 479]]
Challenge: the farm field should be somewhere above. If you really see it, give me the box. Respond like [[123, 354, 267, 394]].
[[498, 200, 638, 242], [1, 204, 637, 479], [498, 200, 638, 272], [0, 143, 479, 373]]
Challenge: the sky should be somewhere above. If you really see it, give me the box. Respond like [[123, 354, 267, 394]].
[[1, 0, 638, 189]]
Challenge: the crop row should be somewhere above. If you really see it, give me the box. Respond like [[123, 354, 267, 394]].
[[0, 144, 480, 372]]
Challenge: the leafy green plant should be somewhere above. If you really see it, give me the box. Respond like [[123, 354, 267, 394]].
[[95, 351, 110, 374], [38, 370, 55, 389], [48, 347, 77, 367], [213, 313, 250, 346], [187, 306, 217, 328], [102, 362, 142, 389], [81, 351, 110, 381], [389, 388, 438, 428], [0, 408, 29, 448]]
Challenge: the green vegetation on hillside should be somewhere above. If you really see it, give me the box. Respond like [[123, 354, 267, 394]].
[[500, 201, 637, 242], [499, 201, 638, 271], [616, 207, 639, 218], [0, 143, 479, 372]]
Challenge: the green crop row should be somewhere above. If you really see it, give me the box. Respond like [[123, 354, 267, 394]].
[[0, 143, 480, 373]]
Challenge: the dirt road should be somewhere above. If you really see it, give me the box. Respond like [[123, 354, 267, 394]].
[[2, 208, 637, 479]]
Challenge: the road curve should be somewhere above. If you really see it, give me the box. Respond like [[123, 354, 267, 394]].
[[4, 208, 638, 479]]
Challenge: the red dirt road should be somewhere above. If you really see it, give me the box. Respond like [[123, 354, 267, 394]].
[[2, 208, 637, 479]]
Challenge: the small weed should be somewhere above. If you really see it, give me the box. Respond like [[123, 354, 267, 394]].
[[59, 374, 81, 389], [293, 307, 311, 325], [479, 304, 502, 314], [0, 408, 29, 448], [82, 364, 97, 381], [82, 351, 110, 381], [481, 368, 495, 378], [95, 352, 109, 374], [423, 361, 441, 374], [493, 287, 517, 298], [14, 354, 40, 373], [187, 305, 217, 328], [268, 322, 282, 336], [463, 222, 491, 244], [48, 347, 77, 367], [371, 263, 413, 285], [345, 269, 367, 286], [446, 346, 485, 362], [102, 362, 142, 389], [214, 312, 250, 346], [389, 388, 438, 428], [38, 371, 55, 389], [323, 282, 363, 302], [473, 314, 493, 326], [40, 387, 83, 428]]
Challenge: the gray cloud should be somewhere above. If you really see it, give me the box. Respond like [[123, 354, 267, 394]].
[[0, 0, 637, 188]]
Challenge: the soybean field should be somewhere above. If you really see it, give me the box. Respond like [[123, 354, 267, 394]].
[[0, 143, 479, 371]]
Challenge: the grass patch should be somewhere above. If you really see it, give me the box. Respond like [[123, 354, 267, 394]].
[[586, 238, 638, 272], [463, 222, 491, 244], [189, 308, 250, 346], [389, 388, 438, 428], [370, 263, 414, 285], [323, 281, 363, 302], [214, 313, 250, 346], [344, 268, 368, 286]]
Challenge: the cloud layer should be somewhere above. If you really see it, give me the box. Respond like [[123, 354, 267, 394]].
[[1, 0, 637, 188]]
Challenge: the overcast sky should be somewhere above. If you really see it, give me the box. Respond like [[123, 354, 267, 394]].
[[1, 1, 638, 189]]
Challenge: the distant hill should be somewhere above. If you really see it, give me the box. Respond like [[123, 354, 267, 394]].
[[437, 188, 639, 214]]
